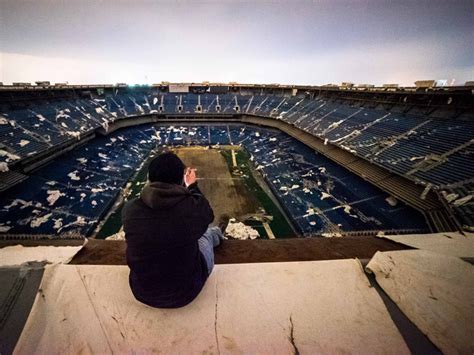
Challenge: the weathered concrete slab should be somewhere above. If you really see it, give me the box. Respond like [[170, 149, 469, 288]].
[[367, 250, 474, 354], [378, 232, 474, 258], [15, 260, 408, 354]]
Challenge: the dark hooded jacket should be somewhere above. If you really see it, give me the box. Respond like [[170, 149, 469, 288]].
[[122, 181, 214, 308]]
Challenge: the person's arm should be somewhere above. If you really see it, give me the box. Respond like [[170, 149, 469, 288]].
[[184, 168, 214, 225]]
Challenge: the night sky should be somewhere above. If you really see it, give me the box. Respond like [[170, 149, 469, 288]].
[[1, 0, 473, 85]]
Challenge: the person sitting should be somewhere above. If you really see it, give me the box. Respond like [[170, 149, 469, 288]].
[[122, 152, 225, 308]]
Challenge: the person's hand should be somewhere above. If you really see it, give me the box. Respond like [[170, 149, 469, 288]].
[[184, 167, 197, 187]]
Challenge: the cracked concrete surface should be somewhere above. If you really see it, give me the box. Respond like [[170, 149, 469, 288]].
[[15, 261, 409, 354]]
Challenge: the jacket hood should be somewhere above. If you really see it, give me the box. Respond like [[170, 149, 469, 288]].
[[140, 181, 191, 210]]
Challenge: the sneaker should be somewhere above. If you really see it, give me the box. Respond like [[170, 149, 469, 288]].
[[217, 214, 231, 236]]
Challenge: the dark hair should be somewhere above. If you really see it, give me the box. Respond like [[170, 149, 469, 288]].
[[148, 152, 185, 184]]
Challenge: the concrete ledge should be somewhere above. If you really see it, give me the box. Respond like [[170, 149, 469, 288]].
[[68, 237, 409, 265], [14, 261, 410, 353]]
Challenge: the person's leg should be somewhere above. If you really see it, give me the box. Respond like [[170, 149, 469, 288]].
[[198, 226, 223, 274]]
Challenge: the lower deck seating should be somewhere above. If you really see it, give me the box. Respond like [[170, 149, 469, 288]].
[[0, 124, 429, 237]]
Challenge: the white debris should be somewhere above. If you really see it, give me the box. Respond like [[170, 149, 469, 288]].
[[0, 162, 9, 172], [91, 188, 104, 193], [46, 181, 56, 186], [0, 149, 21, 161], [269, 137, 277, 142], [98, 153, 108, 159], [385, 196, 398, 207], [106, 230, 126, 241], [225, 218, 259, 240], [303, 188, 312, 194], [58, 216, 87, 232], [326, 120, 343, 131], [442, 192, 459, 203], [318, 167, 326, 174], [291, 184, 300, 190], [255, 132, 260, 137], [18, 140, 30, 147], [453, 195, 473, 207], [304, 208, 316, 217], [46, 190, 65, 206], [77, 158, 87, 164], [95, 107, 104, 114], [0, 224, 12, 232], [4, 199, 33, 210], [321, 232, 343, 238], [66, 131, 81, 139], [30, 213, 52, 228], [36, 114, 47, 121], [53, 218, 63, 230], [309, 221, 317, 226], [279, 186, 289, 191], [324, 138, 328, 145], [153, 97, 158, 105], [80, 193, 86, 202], [320, 192, 331, 200], [68, 171, 80, 181], [91, 200, 97, 206]]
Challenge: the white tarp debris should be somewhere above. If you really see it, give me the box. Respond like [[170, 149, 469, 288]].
[[321, 232, 343, 238], [378, 232, 474, 258], [385, 196, 398, 206], [0, 224, 12, 232], [366, 250, 474, 354], [0, 162, 9, 172], [0, 149, 21, 161], [46, 190, 65, 206], [65, 131, 81, 139], [225, 218, 259, 240], [18, 140, 30, 147], [77, 157, 87, 164], [15, 260, 408, 353], [452, 194, 472, 206], [0, 241, 86, 267], [68, 171, 80, 181], [106, 230, 125, 241], [30, 213, 52, 228]]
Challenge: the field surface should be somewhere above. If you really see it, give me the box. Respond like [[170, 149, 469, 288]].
[[175, 147, 258, 222]]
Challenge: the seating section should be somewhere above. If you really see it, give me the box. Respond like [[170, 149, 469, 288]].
[[0, 90, 472, 232], [0, 124, 429, 237]]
